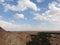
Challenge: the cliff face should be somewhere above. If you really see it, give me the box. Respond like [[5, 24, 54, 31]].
[[0, 27, 33, 45], [0, 27, 60, 45]]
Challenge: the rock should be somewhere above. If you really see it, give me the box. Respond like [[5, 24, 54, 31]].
[[0, 27, 60, 45]]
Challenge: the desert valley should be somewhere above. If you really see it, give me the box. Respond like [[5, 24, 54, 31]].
[[0, 27, 60, 45]]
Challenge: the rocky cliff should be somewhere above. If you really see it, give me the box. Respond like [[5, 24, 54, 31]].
[[0, 27, 37, 45]]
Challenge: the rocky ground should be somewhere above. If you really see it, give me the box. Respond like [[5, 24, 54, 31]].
[[0, 27, 60, 45], [27, 32, 60, 45]]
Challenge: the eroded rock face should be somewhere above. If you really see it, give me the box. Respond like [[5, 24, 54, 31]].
[[0, 27, 32, 45], [4, 34, 23, 45], [0, 32, 32, 45]]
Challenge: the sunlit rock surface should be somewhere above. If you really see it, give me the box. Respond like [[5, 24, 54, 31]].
[[0, 27, 37, 45]]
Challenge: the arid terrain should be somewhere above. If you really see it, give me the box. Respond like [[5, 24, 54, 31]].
[[0, 27, 60, 45]]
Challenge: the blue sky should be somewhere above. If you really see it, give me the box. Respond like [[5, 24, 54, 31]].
[[0, 0, 60, 31]]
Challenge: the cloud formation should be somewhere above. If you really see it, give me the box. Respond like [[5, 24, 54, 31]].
[[14, 13, 25, 19], [0, 20, 32, 31], [34, 1, 60, 24], [0, 19, 60, 31], [3, 0, 39, 12], [0, 0, 60, 31]]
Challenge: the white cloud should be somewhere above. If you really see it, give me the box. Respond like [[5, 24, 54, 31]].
[[0, 19, 60, 31], [34, 1, 60, 24], [3, 0, 39, 12], [15, 13, 24, 19], [37, 23, 60, 31], [49, 1, 57, 9], [36, 0, 44, 3], [0, 20, 44, 31], [1, 1, 60, 31], [0, 0, 14, 3], [0, 20, 32, 31]]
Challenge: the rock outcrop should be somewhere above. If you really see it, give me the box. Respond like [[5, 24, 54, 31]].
[[0, 27, 36, 45]]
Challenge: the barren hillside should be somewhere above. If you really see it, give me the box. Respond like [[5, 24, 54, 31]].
[[0, 27, 60, 45]]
